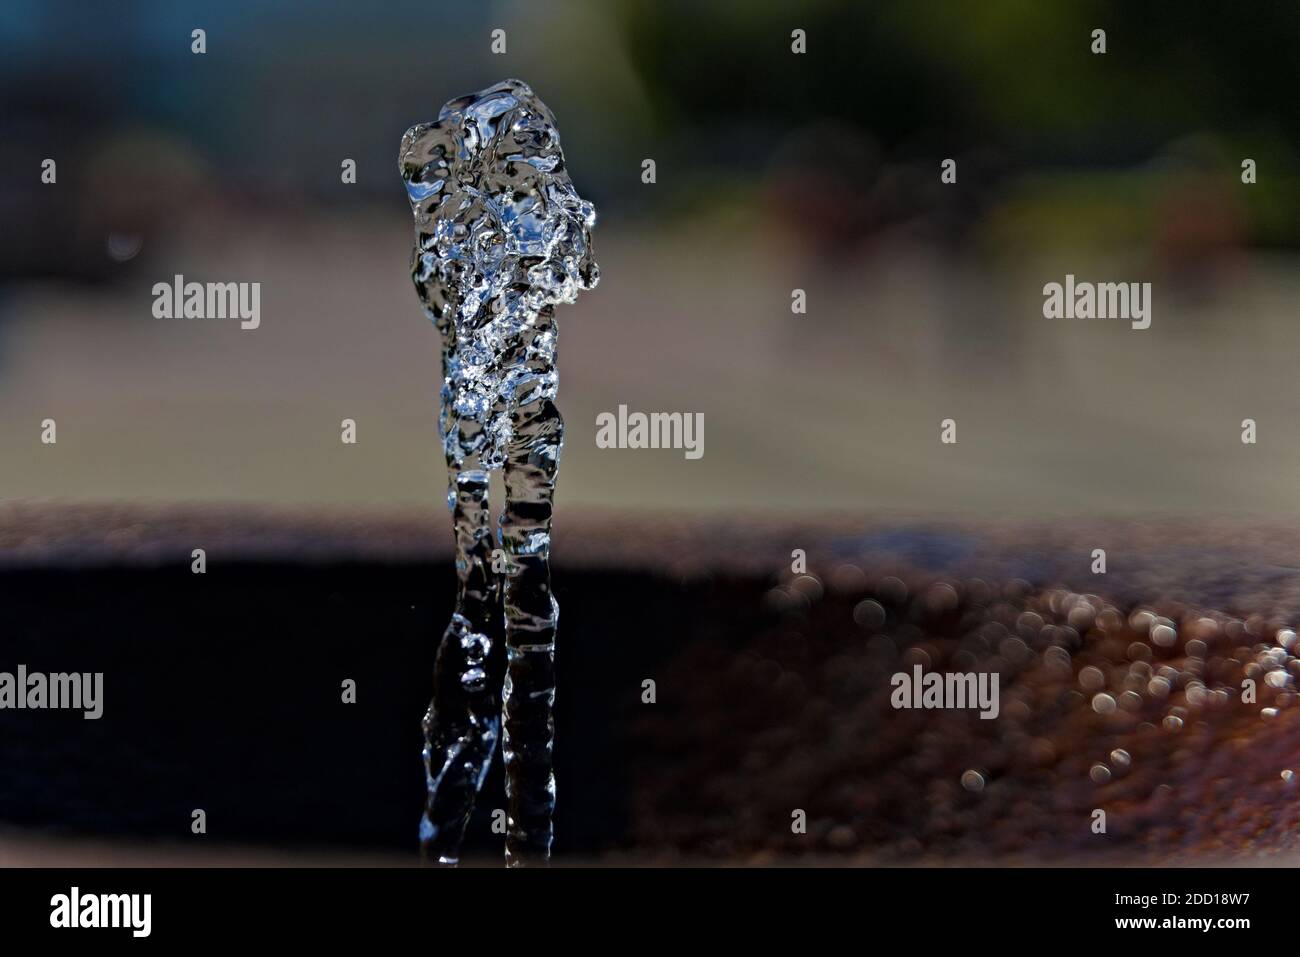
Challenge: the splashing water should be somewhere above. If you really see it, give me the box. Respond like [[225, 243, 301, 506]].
[[400, 79, 598, 866]]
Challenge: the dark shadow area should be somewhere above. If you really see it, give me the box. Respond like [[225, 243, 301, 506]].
[[0, 562, 744, 859]]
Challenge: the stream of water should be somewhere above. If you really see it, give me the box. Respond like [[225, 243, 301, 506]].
[[400, 78, 599, 865]]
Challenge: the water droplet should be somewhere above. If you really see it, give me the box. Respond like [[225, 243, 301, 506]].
[[876, 576, 908, 605], [923, 582, 959, 616], [1079, 666, 1106, 692], [1016, 611, 1044, 634], [1129, 610, 1156, 633], [1151, 624, 1178, 648], [1091, 693, 1117, 714], [1126, 641, 1152, 662], [1043, 645, 1072, 674], [852, 599, 886, 629], [790, 575, 823, 602], [1067, 603, 1096, 631]]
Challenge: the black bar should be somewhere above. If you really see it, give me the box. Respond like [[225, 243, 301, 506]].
[[0, 866, 1281, 944]]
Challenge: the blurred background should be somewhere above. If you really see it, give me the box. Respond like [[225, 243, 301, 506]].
[[5, 0, 1300, 866], [4, 0, 1300, 515]]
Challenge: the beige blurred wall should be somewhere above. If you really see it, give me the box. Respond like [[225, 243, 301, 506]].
[[5, 210, 1300, 519]]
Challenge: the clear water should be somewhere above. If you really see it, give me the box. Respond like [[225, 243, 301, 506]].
[[400, 79, 598, 866]]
